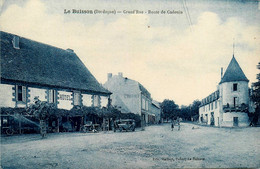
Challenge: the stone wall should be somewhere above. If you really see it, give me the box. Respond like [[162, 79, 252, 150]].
[[0, 84, 15, 108], [57, 91, 73, 110], [222, 112, 249, 127], [28, 87, 47, 104], [199, 99, 220, 126], [221, 81, 249, 106]]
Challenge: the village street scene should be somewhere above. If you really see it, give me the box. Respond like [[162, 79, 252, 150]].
[[1, 123, 260, 169], [0, 0, 260, 169]]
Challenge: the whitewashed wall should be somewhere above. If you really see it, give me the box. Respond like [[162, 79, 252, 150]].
[[0, 84, 15, 107], [100, 96, 108, 107], [222, 112, 249, 127], [199, 99, 220, 126], [57, 91, 73, 110], [28, 87, 47, 104], [82, 94, 92, 107], [221, 81, 249, 106], [104, 75, 142, 115], [150, 104, 160, 123]]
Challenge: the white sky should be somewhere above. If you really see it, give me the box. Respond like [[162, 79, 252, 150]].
[[0, 0, 259, 106]]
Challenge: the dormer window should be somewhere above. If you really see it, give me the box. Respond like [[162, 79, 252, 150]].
[[12, 36, 20, 49], [233, 83, 237, 91]]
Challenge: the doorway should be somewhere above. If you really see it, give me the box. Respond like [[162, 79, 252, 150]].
[[210, 112, 214, 126], [233, 117, 238, 126]]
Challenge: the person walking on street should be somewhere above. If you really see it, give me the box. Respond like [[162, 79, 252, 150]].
[[171, 120, 174, 131], [177, 117, 180, 131]]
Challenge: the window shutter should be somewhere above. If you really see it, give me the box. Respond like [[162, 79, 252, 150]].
[[53, 90, 56, 103], [49, 90, 53, 103], [16, 85, 18, 101], [22, 86, 26, 102], [74, 92, 80, 105]]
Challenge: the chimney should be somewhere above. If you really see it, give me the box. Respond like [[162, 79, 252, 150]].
[[107, 73, 112, 81], [118, 72, 123, 77], [221, 67, 223, 79], [12, 35, 20, 49], [66, 48, 74, 52]]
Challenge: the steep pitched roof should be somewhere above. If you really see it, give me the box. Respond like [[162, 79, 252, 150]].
[[138, 83, 151, 99], [151, 100, 160, 109], [0, 31, 111, 95], [220, 55, 249, 84]]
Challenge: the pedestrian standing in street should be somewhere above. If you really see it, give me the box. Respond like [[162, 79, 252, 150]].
[[171, 120, 174, 131], [177, 117, 180, 131]]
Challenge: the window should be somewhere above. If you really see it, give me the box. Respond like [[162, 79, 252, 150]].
[[142, 98, 146, 109], [215, 101, 217, 109], [16, 85, 26, 102], [17, 86, 22, 101], [48, 89, 56, 103], [233, 83, 237, 91], [234, 97, 238, 107]]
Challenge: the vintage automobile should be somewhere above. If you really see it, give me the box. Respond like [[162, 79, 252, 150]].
[[81, 121, 100, 133], [114, 119, 135, 132]]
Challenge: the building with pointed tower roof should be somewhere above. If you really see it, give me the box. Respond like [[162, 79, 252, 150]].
[[199, 55, 254, 127]]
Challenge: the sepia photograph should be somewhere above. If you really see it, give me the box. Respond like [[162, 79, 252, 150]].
[[0, 0, 259, 168]]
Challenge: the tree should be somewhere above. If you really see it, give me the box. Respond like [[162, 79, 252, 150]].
[[160, 99, 179, 121], [179, 100, 201, 121], [251, 62, 260, 125], [190, 100, 201, 121], [179, 105, 190, 121], [27, 97, 56, 138]]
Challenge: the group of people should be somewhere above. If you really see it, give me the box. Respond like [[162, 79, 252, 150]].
[[171, 117, 181, 131]]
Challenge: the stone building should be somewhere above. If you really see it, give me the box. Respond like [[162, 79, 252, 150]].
[[150, 100, 161, 124], [199, 55, 254, 127], [103, 73, 160, 124], [0, 31, 111, 110]]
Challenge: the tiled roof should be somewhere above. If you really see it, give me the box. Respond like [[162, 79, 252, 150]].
[[138, 83, 151, 99], [1, 31, 111, 95], [220, 55, 249, 84]]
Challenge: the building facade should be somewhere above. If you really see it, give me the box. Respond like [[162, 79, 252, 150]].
[[150, 100, 161, 124], [0, 31, 111, 111], [199, 56, 254, 127], [103, 73, 160, 124]]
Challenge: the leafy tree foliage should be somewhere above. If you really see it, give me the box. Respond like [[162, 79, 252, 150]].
[[251, 62, 260, 124], [251, 62, 260, 107], [179, 105, 190, 120], [190, 100, 201, 121], [27, 97, 57, 120], [178, 100, 201, 121], [27, 97, 57, 138], [161, 99, 179, 121], [71, 105, 141, 127]]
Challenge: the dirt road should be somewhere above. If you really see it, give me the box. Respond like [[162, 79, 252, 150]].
[[1, 122, 259, 168]]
